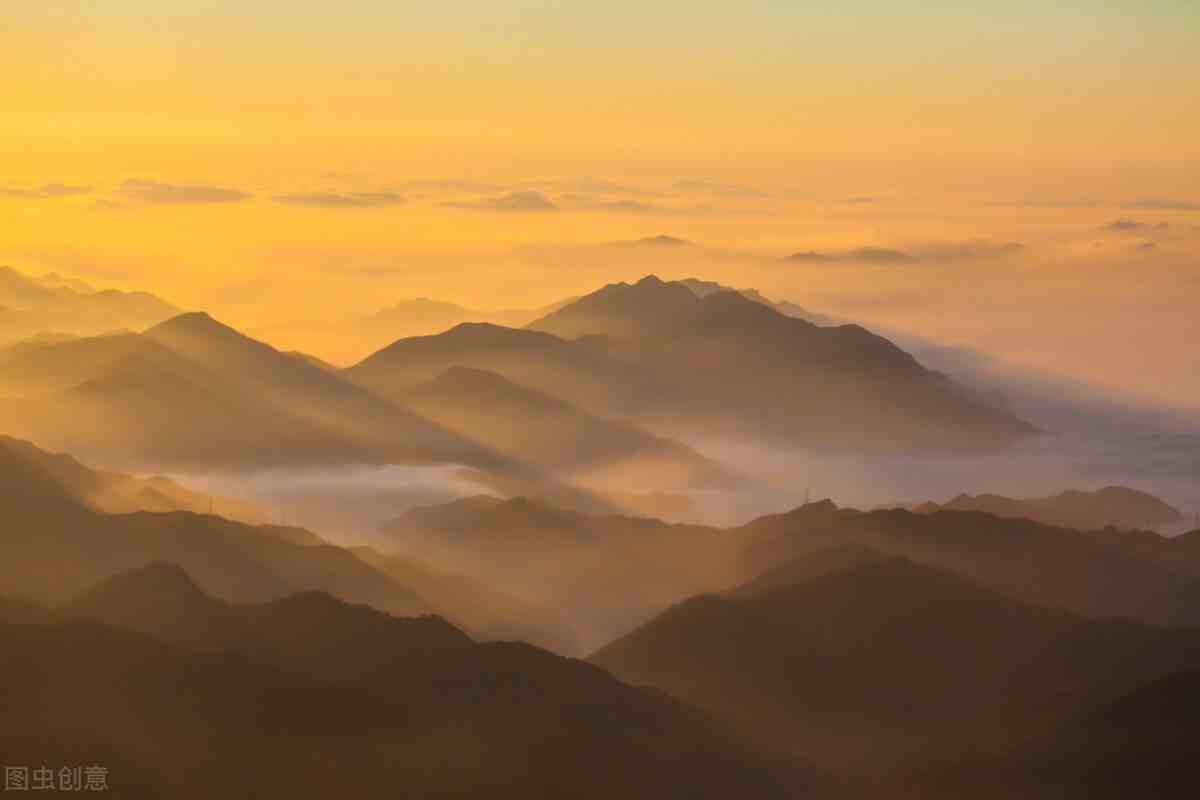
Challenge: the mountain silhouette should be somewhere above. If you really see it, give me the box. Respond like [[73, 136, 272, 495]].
[[0, 567, 807, 799], [911, 485, 1183, 531], [523, 276, 1035, 451], [0, 265, 177, 344], [404, 366, 737, 492], [0, 434, 264, 520], [678, 277, 836, 325], [738, 501, 1200, 627], [346, 320, 661, 418], [0, 312, 502, 471], [592, 550, 1200, 773], [383, 495, 739, 651]]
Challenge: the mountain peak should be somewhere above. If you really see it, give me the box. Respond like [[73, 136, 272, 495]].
[[147, 310, 238, 339], [636, 235, 690, 247]]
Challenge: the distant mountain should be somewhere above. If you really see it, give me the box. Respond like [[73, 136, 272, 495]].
[[909, 486, 1183, 531], [0, 312, 500, 471], [524, 275, 1034, 451], [346, 320, 662, 418], [382, 495, 740, 651], [786, 247, 916, 263], [404, 366, 737, 492], [0, 265, 178, 343], [350, 545, 581, 654], [2, 568, 805, 799], [360, 296, 564, 341], [592, 549, 1200, 773], [678, 277, 836, 325]]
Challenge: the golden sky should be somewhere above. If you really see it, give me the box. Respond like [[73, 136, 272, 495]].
[[2, 1, 1198, 408]]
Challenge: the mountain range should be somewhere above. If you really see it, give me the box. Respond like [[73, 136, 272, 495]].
[[0, 266, 178, 344], [2, 564, 804, 799], [353, 275, 1035, 453], [0, 312, 502, 471], [909, 485, 1183, 531], [592, 546, 1200, 783]]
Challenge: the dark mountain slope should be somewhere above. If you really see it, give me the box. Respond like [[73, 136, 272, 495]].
[[592, 552, 1200, 772], [8, 571, 808, 799]]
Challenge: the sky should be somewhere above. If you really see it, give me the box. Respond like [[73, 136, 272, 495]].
[[2, 1, 1198, 408]]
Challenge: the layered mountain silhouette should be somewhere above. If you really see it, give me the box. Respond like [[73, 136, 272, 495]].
[[403, 366, 736, 492], [0, 266, 177, 343], [349, 275, 1033, 452], [383, 495, 740, 651], [592, 548, 1200, 775], [678, 277, 836, 325], [738, 500, 1200, 627], [346, 319, 661, 417], [525, 276, 1034, 450], [0, 312, 502, 471], [0, 434, 263, 521], [0, 566, 804, 799], [0, 437, 622, 649], [909, 485, 1183, 531]]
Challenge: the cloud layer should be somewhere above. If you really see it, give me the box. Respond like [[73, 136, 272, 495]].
[[273, 192, 405, 208], [119, 179, 251, 205]]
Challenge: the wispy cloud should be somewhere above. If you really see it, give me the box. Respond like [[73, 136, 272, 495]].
[[119, 179, 251, 204], [445, 191, 559, 212], [0, 183, 92, 199], [920, 240, 1026, 261], [672, 179, 767, 198], [272, 191, 405, 208], [558, 194, 710, 216], [787, 247, 916, 264], [1123, 199, 1200, 211], [1107, 218, 1144, 231]]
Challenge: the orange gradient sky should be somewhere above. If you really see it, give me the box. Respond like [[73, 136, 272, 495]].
[[2, 1, 1198, 408]]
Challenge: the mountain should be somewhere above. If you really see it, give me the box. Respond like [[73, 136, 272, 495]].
[[349, 546, 581, 654], [910, 485, 1183, 531], [360, 297, 563, 341], [591, 549, 1200, 774], [678, 277, 836, 325], [0, 434, 264, 522], [2, 568, 806, 799], [737, 501, 1200, 627], [346, 320, 662, 418], [403, 366, 736, 492], [0, 312, 500, 471], [0, 265, 178, 343], [523, 276, 1035, 451], [0, 438, 440, 619], [382, 495, 740, 651]]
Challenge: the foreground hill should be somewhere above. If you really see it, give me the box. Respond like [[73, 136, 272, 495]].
[[910, 485, 1183, 531], [0, 312, 499, 471], [591, 549, 1200, 776], [0, 569, 803, 799]]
